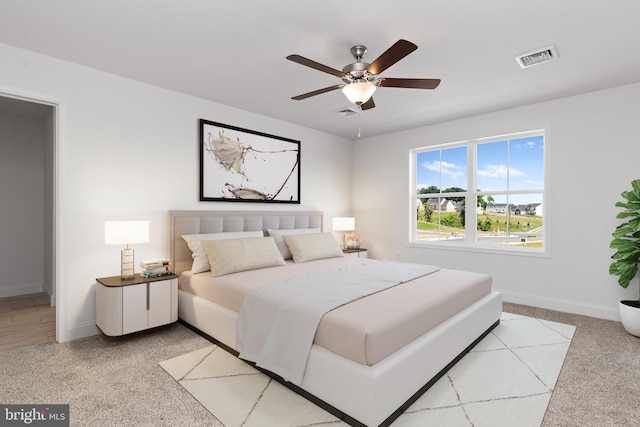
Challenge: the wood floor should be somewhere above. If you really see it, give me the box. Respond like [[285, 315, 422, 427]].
[[0, 293, 56, 350]]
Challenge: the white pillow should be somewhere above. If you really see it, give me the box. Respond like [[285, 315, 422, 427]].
[[267, 228, 321, 259], [201, 236, 286, 277], [283, 232, 343, 263], [182, 231, 264, 273]]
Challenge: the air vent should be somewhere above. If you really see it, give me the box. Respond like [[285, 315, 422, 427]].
[[515, 45, 559, 68], [333, 106, 361, 117]]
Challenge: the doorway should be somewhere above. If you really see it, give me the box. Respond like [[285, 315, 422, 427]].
[[0, 94, 57, 346]]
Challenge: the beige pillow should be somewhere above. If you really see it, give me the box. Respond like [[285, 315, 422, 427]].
[[267, 228, 321, 259], [283, 232, 343, 263], [201, 236, 286, 277], [182, 231, 264, 273]]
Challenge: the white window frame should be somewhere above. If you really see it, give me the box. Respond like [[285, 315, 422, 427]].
[[409, 129, 549, 257]]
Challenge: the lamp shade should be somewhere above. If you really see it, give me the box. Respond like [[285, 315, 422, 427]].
[[332, 217, 355, 231], [342, 82, 376, 105], [105, 221, 149, 245]]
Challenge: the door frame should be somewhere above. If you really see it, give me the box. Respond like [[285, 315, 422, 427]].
[[0, 85, 67, 342]]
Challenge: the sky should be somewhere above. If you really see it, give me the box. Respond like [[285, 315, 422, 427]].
[[416, 134, 544, 205]]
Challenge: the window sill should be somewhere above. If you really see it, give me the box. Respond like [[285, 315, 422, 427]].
[[406, 241, 550, 259]]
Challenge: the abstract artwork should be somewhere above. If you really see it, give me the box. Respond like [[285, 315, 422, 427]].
[[200, 119, 300, 203]]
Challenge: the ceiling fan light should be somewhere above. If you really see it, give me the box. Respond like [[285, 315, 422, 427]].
[[342, 82, 376, 105]]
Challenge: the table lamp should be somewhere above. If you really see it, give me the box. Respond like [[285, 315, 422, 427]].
[[105, 220, 149, 279], [332, 217, 355, 250]]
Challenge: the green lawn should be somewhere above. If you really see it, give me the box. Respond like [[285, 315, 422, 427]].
[[417, 221, 461, 233], [477, 214, 543, 234], [418, 213, 542, 234]]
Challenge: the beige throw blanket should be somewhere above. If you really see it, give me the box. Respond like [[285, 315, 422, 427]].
[[236, 260, 440, 385]]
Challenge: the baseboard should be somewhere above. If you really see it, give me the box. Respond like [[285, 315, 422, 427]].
[[60, 323, 101, 342], [500, 290, 620, 321], [0, 284, 44, 299]]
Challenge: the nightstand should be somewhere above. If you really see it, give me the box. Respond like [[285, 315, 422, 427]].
[[95, 274, 178, 336], [343, 248, 368, 258]]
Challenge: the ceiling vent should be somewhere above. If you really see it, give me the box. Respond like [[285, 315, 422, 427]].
[[333, 106, 361, 117], [515, 45, 559, 68]]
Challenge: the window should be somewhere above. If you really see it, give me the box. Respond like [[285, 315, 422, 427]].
[[411, 130, 546, 254]]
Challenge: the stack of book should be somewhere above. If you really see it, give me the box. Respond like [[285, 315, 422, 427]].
[[140, 258, 172, 278]]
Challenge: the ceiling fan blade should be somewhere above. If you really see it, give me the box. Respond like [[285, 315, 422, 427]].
[[286, 54, 345, 78], [380, 78, 441, 89], [366, 39, 418, 75], [360, 97, 375, 110], [291, 84, 344, 100]]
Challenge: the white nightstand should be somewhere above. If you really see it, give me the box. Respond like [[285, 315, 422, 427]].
[[343, 248, 368, 258], [95, 274, 178, 336]]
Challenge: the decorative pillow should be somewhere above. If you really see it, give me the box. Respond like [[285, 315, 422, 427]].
[[182, 231, 264, 273], [201, 236, 286, 277], [283, 232, 343, 263], [267, 228, 321, 260]]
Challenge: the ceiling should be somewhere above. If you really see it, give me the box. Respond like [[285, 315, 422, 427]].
[[1, 1, 639, 139]]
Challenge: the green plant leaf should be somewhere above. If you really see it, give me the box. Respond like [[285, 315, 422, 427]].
[[620, 192, 633, 202], [610, 261, 638, 288], [610, 244, 637, 253], [610, 238, 639, 250], [612, 253, 640, 264], [610, 247, 639, 259], [624, 189, 640, 202], [619, 267, 637, 288], [610, 262, 624, 275], [630, 217, 640, 232], [613, 225, 634, 238], [615, 243, 640, 252], [610, 239, 633, 250], [622, 185, 640, 200], [615, 201, 640, 210], [617, 211, 640, 219]]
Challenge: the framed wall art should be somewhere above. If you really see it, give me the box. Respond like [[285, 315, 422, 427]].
[[200, 119, 300, 203]]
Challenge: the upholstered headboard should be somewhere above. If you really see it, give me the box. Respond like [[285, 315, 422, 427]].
[[169, 210, 323, 275]]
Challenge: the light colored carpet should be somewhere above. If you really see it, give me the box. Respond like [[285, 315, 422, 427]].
[[3, 303, 638, 426], [160, 312, 575, 426], [0, 323, 221, 426]]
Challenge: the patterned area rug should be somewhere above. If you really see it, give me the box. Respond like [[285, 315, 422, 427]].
[[160, 313, 575, 426]]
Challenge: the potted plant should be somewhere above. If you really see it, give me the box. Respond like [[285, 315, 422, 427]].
[[610, 179, 640, 336]]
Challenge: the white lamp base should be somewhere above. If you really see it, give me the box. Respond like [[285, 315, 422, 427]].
[[121, 247, 135, 279]]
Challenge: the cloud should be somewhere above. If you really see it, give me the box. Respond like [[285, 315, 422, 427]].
[[477, 164, 525, 178], [513, 140, 538, 149], [421, 160, 464, 179]]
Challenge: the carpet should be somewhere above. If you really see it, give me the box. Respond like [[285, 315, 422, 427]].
[[160, 313, 575, 427]]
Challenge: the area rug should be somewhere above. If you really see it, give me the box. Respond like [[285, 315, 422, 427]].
[[160, 313, 575, 427]]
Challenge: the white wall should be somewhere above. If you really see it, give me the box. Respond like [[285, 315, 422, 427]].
[[353, 82, 640, 321], [0, 42, 354, 341], [0, 111, 45, 297]]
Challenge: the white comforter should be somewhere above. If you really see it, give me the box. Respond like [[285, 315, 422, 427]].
[[236, 260, 440, 385]]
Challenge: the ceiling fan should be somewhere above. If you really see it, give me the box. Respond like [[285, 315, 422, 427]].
[[286, 39, 441, 110]]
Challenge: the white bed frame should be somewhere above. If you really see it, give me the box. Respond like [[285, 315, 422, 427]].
[[169, 210, 502, 427]]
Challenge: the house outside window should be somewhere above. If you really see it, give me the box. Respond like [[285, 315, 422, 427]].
[[411, 130, 546, 255]]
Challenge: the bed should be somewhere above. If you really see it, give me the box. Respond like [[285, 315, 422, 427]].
[[169, 210, 502, 427]]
